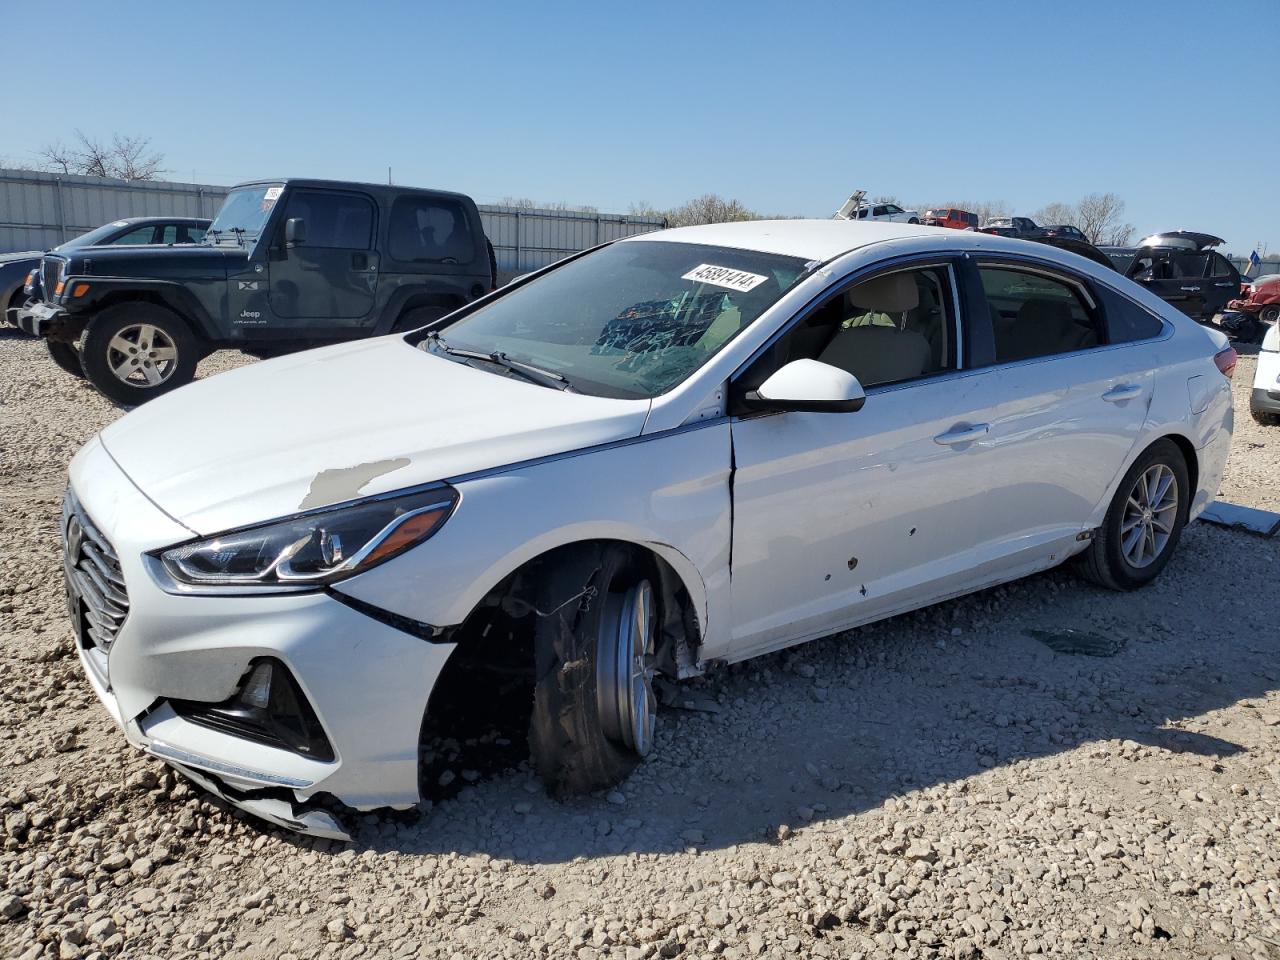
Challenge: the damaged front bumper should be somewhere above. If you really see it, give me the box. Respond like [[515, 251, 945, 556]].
[[67, 437, 458, 838], [13, 300, 66, 336]]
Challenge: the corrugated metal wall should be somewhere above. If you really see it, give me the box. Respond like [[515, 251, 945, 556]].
[[0, 169, 666, 275]]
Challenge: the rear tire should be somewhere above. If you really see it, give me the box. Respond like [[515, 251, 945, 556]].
[[45, 339, 86, 379], [79, 302, 202, 406], [1075, 440, 1189, 591], [529, 544, 658, 796], [1260, 305, 1280, 324], [1252, 402, 1280, 426]]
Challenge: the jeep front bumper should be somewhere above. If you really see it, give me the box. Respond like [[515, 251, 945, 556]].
[[13, 300, 66, 336]]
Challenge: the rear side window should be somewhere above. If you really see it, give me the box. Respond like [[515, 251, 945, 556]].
[[282, 191, 374, 249], [979, 266, 1099, 362], [1096, 285, 1164, 343], [110, 226, 156, 245], [388, 196, 475, 264], [1210, 253, 1235, 278], [183, 225, 207, 244], [158, 225, 178, 244]]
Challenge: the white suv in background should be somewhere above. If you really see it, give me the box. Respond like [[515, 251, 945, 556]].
[[850, 201, 919, 223]]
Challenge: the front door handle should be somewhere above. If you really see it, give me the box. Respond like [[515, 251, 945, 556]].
[[351, 252, 369, 270], [934, 423, 990, 445], [1102, 383, 1143, 403], [1180, 285, 1201, 292]]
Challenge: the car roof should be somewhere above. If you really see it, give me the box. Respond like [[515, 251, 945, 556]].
[[105, 216, 211, 226], [620, 219, 944, 261], [233, 177, 474, 204]]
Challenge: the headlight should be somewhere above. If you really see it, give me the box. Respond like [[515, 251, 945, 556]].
[[156, 487, 457, 589]]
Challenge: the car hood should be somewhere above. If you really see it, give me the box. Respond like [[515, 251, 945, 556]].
[[98, 337, 651, 535], [0, 250, 41, 265], [56, 243, 245, 280]]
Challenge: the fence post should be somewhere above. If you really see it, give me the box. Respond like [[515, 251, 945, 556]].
[[594, 214, 601, 247], [54, 176, 68, 242], [514, 211, 522, 273]]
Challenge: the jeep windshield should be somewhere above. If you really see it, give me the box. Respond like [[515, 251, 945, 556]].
[[207, 185, 282, 242], [418, 240, 810, 400]]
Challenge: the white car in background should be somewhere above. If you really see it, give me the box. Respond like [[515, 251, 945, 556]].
[[1251, 321, 1280, 424], [63, 220, 1235, 838], [850, 201, 920, 223]]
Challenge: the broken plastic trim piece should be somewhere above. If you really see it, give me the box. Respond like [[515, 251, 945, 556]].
[[326, 588, 449, 642], [166, 760, 351, 841], [146, 738, 314, 789]]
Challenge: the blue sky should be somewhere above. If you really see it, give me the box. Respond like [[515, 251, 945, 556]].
[[8, 0, 1277, 254]]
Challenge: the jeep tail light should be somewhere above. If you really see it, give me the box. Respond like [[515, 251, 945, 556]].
[[1214, 346, 1238, 379]]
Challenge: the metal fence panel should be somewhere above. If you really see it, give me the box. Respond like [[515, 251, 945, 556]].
[[0, 169, 664, 275]]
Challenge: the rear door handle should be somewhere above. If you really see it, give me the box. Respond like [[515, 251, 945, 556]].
[[934, 423, 989, 445], [351, 252, 369, 270], [1180, 285, 1201, 292], [1102, 383, 1143, 403], [1214, 281, 1236, 287]]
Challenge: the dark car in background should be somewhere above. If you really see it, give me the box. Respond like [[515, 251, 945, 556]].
[[15, 179, 495, 404], [3, 217, 211, 326], [1041, 224, 1088, 242], [1109, 232, 1240, 324], [979, 216, 1046, 239]]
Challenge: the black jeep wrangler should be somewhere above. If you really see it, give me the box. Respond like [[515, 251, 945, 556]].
[[16, 178, 495, 404]]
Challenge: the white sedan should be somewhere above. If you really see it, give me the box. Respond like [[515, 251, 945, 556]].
[[64, 220, 1235, 837]]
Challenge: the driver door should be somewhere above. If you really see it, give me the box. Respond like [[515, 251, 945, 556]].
[[268, 189, 380, 327]]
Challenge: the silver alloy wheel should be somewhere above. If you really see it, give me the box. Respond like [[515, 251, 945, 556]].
[[596, 579, 656, 756], [105, 323, 178, 387], [1121, 463, 1178, 568]]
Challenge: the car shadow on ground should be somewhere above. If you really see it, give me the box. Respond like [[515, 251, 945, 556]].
[[299, 522, 1279, 863]]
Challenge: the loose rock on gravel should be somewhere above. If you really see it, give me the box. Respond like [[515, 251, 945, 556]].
[[2, 332, 1278, 959]]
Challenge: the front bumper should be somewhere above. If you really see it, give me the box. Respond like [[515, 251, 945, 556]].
[[66, 437, 457, 836], [13, 300, 65, 336]]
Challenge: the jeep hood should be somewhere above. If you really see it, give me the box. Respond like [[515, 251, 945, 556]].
[[98, 337, 651, 535], [60, 244, 244, 280]]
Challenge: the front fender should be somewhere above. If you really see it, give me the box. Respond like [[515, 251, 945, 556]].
[[330, 422, 733, 652], [66, 278, 220, 340]]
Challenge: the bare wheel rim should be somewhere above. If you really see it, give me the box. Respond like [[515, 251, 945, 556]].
[[105, 323, 178, 387], [1120, 463, 1178, 568], [596, 579, 656, 756]]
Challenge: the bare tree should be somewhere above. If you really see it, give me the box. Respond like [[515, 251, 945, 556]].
[[1031, 201, 1079, 227], [1075, 192, 1133, 245], [38, 130, 165, 181]]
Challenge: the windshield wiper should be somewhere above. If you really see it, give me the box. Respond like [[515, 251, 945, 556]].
[[423, 333, 573, 391]]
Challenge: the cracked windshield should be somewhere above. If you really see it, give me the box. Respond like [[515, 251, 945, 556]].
[[429, 241, 811, 398]]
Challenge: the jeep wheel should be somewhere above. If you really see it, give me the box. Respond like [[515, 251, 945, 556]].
[[80, 303, 201, 406], [529, 544, 658, 796], [45, 339, 86, 379]]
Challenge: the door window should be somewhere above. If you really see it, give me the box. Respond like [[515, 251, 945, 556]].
[[388, 196, 476, 264], [281, 191, 374, 249], [739, 265, 958, 395], [1210, 253, 1235, 277], [978, 267, 1099, 362], [158, 225, 178, 244], [109, 226, 158, 244], [182, 225, 207, 244]]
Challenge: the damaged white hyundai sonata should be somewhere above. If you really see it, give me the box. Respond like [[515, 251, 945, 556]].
[[64, 220, 1235, 838]]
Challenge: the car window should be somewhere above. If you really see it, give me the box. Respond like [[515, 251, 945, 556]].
[[434, 241, 810, 400], [886, 205, 902, 215], [1171, 253, 1209, 279], [109, 226, 157, 245], [1210, 253, 1235, 278], [281, 191, 374, 250], [1095, 285, 1164, 343], [979, 266, 1099, 362], [873, 205, 887, 217], [158, 225, 178, 244], [389, 196, 475, 264], [183, 225, 207, 244], [739, 265, 958, 394]]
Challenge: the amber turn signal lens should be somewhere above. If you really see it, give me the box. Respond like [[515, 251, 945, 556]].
[[361, 508, 451, 567], [54, 280, 65, 296], [72, 283, 91, 298]]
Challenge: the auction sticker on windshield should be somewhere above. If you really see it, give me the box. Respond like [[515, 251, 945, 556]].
[[682, 264, 768, 293]]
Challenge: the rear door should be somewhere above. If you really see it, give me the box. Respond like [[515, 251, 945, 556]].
[[269, 189, 379, 325], [1205, 252, 1240, 317], [1128, 251, 1204, 318]]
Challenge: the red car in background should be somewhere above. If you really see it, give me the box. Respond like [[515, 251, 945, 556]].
[[1229, 275, 1280, 325], [921, 208, 979, 230]]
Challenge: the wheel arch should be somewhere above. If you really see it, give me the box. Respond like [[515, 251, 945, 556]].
[[81, 285, 216, 342]]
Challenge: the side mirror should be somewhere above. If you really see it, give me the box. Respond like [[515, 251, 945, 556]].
[[744, 358, 866, 413], [285, 217, 307, 248]]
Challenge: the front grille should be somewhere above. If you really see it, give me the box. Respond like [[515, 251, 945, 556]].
[[62, 493, 130, 652], [42, 257, 63, 300]]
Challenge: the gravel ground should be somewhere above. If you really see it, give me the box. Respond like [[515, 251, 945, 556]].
[[2, 332, 1278, 960]]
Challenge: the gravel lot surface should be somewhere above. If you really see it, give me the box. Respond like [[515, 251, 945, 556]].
[[2, 332, 1278, 960]]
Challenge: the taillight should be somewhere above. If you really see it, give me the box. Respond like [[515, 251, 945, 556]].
[[1214, 346, 1238, 379]]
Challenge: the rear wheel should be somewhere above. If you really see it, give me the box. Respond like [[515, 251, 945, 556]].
[[1075, 440, 1189, 591], [529, 545, 658, 795], [1260, 305, 1280, 325], [1252, 400, 1280, 426], [80, 303, 202, 406], [45, 339, 85, 379]]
